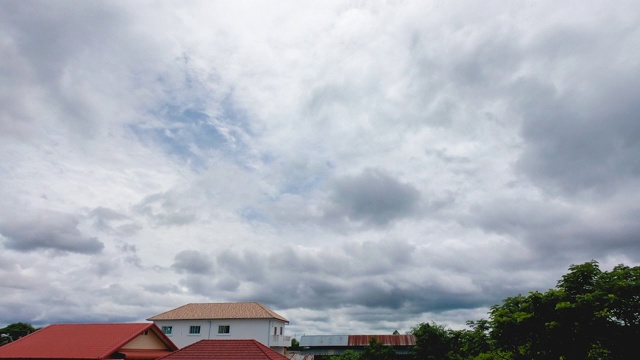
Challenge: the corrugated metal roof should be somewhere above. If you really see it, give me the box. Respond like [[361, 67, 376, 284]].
[[158, 339, 288, 360], [299, 335, 349, 347], [348, 335, 416, 346], [148, 302, 289, 323], [0, 323, 177, 359], [300, 334, 415, 347]]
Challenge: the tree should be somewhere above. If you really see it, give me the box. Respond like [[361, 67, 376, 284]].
[[360, 338, 397, 360], [289, 338, 300, 350], [329, 349, 361, 360], [455, 320, 492, 358], [486, 260, 640, 360], [0, 323, 38, 346], [411, 322, 452, 360]]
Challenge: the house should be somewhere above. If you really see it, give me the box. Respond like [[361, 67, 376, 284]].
[[298, 334, 415, 357], [147, 302, 291, 353], [0, 323, 178, 360], [158, 339, 288, 360]]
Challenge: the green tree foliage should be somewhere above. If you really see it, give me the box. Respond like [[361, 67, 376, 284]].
[[0, 322, 38, 346], [455, 320, 492, 359], [289, 338, 300, 350], [487, 260, 640, 360], [411, 322, 452, 360], [329, 349, 361, 360], [409, 261, 639, 359], [328, 338, 399, 360], [411, 321, 491, 360], [360, 338, 397, 360]]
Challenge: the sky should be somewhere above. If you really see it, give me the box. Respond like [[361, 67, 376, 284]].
[[1, 0, 640, 337]]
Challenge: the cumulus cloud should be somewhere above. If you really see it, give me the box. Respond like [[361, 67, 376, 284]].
[[1, 0, 640, 336], [89, 207, 141, 236], [133, 192, 198, 226], [172, 250, 214, 275], [0, 210, 103, 254], [326, 169, 421, 226], [515, 74, 640, 196]]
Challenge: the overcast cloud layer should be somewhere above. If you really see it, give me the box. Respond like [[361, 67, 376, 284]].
[[1, 0, 640, 336]]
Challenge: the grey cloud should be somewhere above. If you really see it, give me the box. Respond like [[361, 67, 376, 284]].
[[116, 243, 142, 268], [327, 169, 421, 226], [0, 2, 124, 83], [179, 275, 220, 297], [178, 273, 242, 298], [89, 207, 141, 236], [133, 192, 198, 226], [0, 300, 43, 326], [513, 26, 640, 196], [4, 0, 640, 337], [449, 35, 522, 89], [0, 210, 103, 254], [217, 249, 267, 282], [470, 198, 574, 239], [35, 300, 139, 324], [95, 283, 162, 308], [0, 1, 130, 140], [342, 240, 417, 275], [467, 198, 640, 265], [515, 77, 640, 196], [173, 250, 214, 275], [187, 241, 506, 319], [143, 283, 183, 295]]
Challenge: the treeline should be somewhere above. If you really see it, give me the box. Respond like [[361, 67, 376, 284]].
[[0, 323, 38, 345], [330, 260, 640, 360]]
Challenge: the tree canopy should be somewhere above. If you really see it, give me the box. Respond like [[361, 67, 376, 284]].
[[409, 260, 640, 360], [0, 323, 38, 346]]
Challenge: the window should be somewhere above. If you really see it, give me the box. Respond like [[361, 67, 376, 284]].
[[280, 327, 283, 335], [161, 326, 172, 335], [218, 325, 230, 334], [189, 325, 201, 335]]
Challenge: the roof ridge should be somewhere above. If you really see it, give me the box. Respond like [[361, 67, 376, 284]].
[[147, 302, 289, 322], [147, 303, 193, 320], [85, 322, 158, 357], [0, 323, 177, 359], [254, 302, 289, 323]]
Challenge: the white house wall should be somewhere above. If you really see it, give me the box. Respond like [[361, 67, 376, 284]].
[[152, 318, 289, 349]]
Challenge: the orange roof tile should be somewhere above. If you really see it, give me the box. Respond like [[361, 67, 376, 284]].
[[158, 339, 288, 360], [147, 302, 289, 323], [0, 323, 177, 360]]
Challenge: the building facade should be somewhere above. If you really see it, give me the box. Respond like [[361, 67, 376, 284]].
[[148, 302, 291, 354]]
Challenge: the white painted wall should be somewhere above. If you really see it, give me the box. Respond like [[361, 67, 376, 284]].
[[152, 318, 290, 349]]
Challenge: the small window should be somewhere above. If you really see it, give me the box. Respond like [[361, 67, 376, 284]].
[[280, 327, 283, 335], [218, 325, 230, 334], [189, 325, 201, 335], [161, 326, 172, 335]]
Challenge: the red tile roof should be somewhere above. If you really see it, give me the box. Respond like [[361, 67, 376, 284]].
[[148, 302, 289, 323], [119, 349, 179, 359], [159, 339, 288, 360], [0, 323, 177, 360]]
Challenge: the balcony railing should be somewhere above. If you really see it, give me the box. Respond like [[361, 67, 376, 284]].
[[271, 335, 291, 346]]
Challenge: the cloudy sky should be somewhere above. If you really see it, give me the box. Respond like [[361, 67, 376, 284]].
[[1, 0, 639, 336]]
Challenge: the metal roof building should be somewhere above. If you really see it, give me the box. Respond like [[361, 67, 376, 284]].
[[298, 334, 415, 356]]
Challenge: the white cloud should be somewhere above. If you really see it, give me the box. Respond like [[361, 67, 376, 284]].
[[1, 0, 640, 335]]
